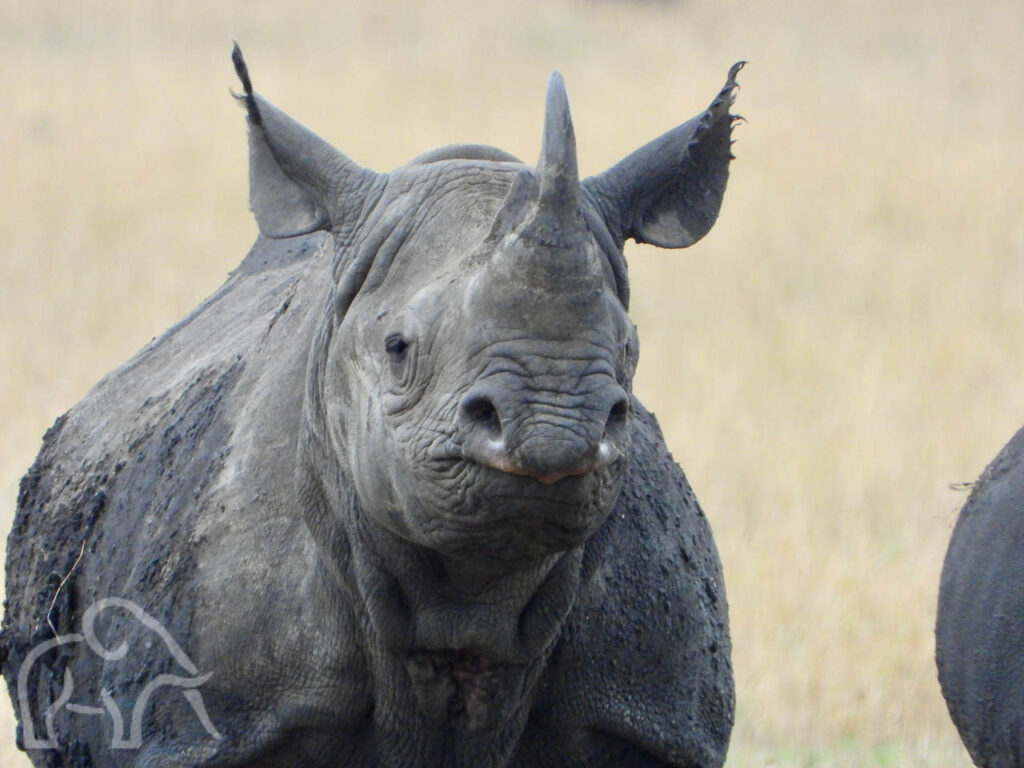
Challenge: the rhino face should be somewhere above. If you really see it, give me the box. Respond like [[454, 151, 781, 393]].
[[231, 46, 741, 568], [326, 166, 638, 564]]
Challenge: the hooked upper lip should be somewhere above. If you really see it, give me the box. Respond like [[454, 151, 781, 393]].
[[450, 366, 630, 485], [461, 434, 621, 485]]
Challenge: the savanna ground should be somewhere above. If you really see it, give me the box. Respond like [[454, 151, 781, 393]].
[[2, 0, 1022, 765]]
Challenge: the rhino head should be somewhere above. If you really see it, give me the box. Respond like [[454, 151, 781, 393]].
[[232, 46, 741, 577]]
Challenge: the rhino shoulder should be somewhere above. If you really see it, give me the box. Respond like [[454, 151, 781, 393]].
[[521, 402, 733, 767]]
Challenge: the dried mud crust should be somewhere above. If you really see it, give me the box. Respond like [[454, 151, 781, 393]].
[[2, 362, 243, 765]]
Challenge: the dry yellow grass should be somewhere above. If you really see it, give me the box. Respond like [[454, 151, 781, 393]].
[[3, 0, 1022, 764]]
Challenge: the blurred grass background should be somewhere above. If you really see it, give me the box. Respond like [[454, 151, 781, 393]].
[[3, 0, 1022, 764]]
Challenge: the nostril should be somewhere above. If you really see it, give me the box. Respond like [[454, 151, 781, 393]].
[[607, 396, 629, 429], [460, 394, 502, 437]]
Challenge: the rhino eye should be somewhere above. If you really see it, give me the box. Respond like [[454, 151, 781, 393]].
[[384, 332, 417, 390], [385, 333, 409, 362]]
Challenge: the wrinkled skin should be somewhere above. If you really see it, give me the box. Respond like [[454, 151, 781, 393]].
[[938, 426, 1024, 768], [320, 164, 636, 568], [3, 49, 742, 767]]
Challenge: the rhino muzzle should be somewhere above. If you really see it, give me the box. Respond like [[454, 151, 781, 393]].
[[458, 380, 629, 485]]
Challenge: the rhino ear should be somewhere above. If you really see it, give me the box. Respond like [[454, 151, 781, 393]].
[[231, 45, 381, 239], [582, 62, 744, 249]]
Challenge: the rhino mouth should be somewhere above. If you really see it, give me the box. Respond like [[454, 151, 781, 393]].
[[403, 452, 624, 562], [459, 432, 622, 486]]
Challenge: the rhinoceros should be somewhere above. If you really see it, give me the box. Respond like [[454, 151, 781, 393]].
[[2, 47, 743, 767], [937, 426, 1024, 767]]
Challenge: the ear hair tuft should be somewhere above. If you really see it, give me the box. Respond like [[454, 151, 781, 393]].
[[231, 43, 262, 127]]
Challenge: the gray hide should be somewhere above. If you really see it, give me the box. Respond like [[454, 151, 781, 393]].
[[938, 426, 1024, 767], [3, 48, 743, 768]]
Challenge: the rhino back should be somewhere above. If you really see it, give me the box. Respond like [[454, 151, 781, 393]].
[[937, 425, 1024, 768], [2, 233, 333, 764]]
